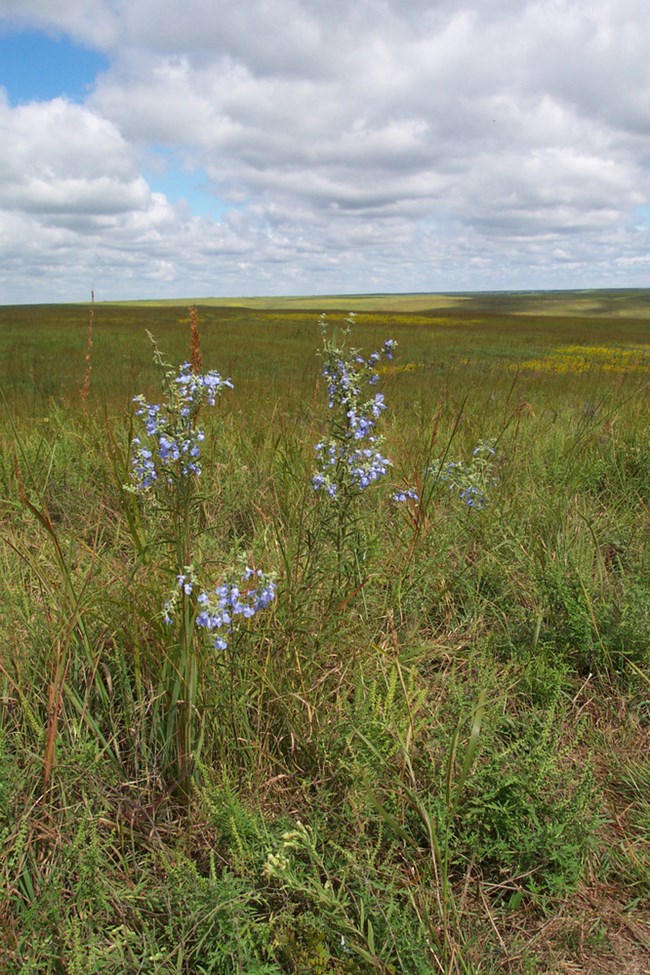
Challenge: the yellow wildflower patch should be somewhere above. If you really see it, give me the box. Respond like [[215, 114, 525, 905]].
[[375, 361, 422, 375], [518, 344, 650, 374]]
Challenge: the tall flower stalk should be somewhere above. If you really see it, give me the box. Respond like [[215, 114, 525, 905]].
[[313, 315, 396, 589], [128, 335, 275, 797]]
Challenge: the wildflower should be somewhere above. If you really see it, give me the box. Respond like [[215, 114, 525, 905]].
[[347, 446, 392, 489], [313, 319, 396, 499], [194, 568, 277, 651], [130, 357, 232, 493], [392, 489, 419, 503], [432, 439, 497, 510], [131, 438, 157, 489], [371, 393, 386, 417], [177, 574, 194, 596], [459, 484, 487, 509], [162, 563, 276, 650]]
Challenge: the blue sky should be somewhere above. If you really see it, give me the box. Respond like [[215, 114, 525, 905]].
[[0, 0, 648, 303], [0, 29, 227, 216], [636, 205, 650, 229], [142, 149, 229, 221], [0, 30, 108, 104]]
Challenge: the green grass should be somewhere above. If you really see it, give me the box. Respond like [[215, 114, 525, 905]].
[[96, 286, 650, 317], [0, 292, 648, 974]]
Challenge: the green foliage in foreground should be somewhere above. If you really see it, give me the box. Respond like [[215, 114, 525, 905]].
[[0, 297, 648, 973]]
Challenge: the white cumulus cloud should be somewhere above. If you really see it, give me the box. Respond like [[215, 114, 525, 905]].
[[0, 0, 649, 300]]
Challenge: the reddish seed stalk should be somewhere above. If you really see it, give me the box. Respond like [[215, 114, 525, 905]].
[[189, 304, 203, 375]]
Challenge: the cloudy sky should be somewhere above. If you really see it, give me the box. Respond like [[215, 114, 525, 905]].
[[1, 0, 649, 302]]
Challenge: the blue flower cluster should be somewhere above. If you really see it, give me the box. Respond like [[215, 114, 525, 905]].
[[131, 361, 233, 491], [313, 442, 392, 497], [313, 327, 396, 499], [434, 440, 497, 510], [164, 567, 276, 651], [392, 489, 419, 503], [458, 484, 488, 508], [196, 568, 277, 651]]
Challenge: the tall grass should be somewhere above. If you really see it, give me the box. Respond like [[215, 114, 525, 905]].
[[0, 297, 648, 973]]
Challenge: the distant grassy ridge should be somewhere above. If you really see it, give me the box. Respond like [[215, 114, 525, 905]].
[[102, 288, 650, 318], [104, 293, 473, 313]]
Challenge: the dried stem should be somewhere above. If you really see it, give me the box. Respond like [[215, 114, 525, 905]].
[[189, 304, 203, 375]]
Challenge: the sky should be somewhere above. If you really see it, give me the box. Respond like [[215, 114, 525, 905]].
[[0, 0, 649, 303]]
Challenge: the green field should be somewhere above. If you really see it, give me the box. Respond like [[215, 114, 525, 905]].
[[102, 287, 650, 317], [0, 292, 648, 973]]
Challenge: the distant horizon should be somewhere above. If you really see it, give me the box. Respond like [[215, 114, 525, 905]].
[[4, 285, 650, 315], [4, 279, 650, 308]]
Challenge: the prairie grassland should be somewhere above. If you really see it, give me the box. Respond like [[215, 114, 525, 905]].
[[106, 293, 475, 313], [93, 286, 650, 317], [0, 294, 648, 974]]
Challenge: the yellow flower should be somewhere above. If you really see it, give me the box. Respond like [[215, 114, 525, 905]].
[[518, 344, 650, 374]]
